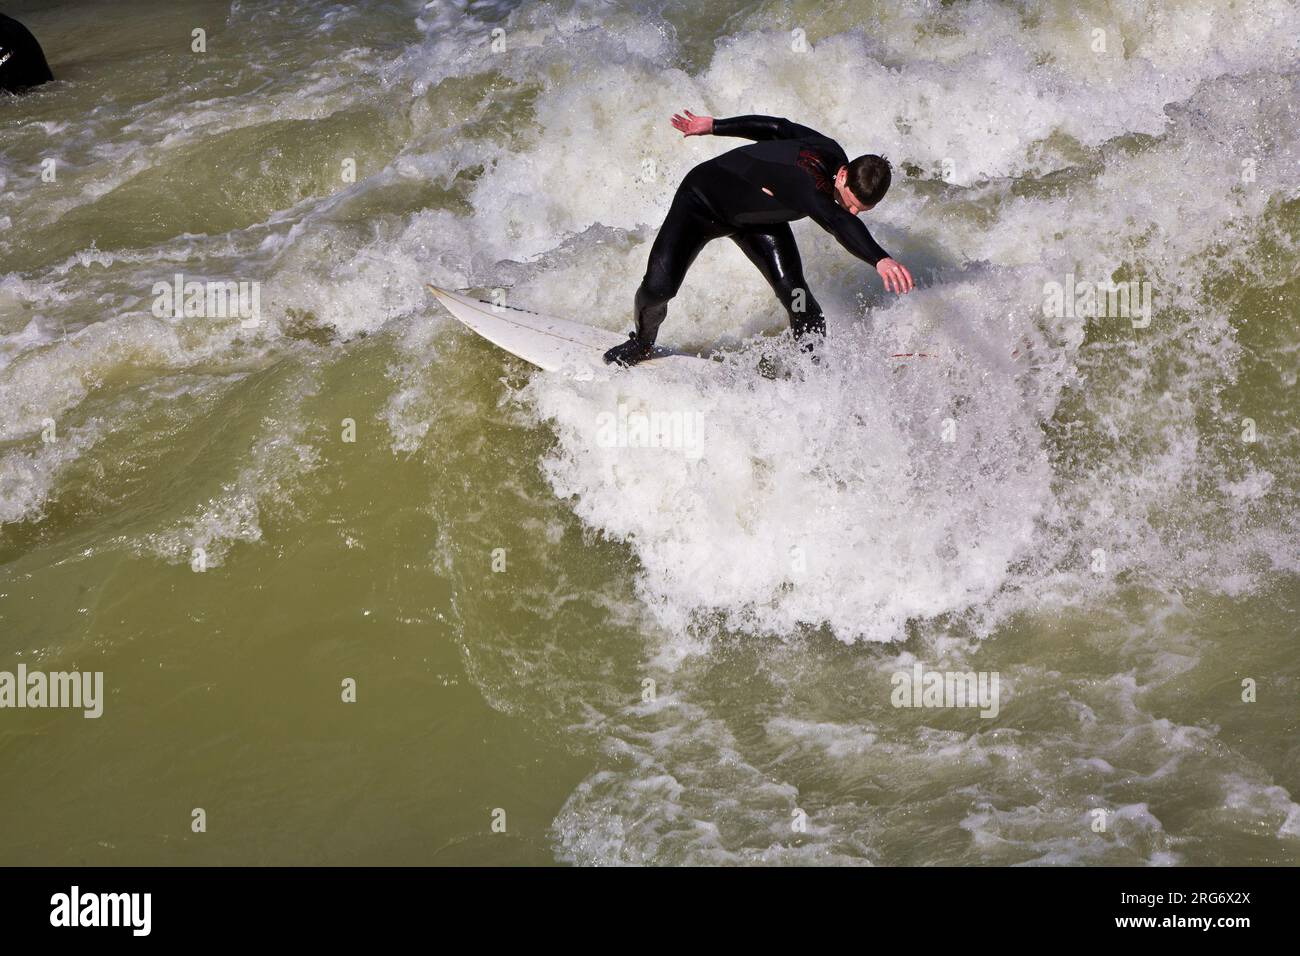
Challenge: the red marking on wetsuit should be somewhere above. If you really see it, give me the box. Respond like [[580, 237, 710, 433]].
[[797, 148, 832, 195]]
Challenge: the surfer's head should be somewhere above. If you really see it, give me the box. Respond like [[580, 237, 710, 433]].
[[835, 155, 892, 214]]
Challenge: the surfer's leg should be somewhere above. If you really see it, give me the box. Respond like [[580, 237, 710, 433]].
[[606, 185, 725, 366], [730, 224, 825, 340]]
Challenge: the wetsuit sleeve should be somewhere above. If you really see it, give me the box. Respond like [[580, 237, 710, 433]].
[[806, 195, 890, 266], [711, 115, 826, 141]]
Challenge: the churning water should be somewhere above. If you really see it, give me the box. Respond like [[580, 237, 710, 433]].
[[0, 0, 1297, 864]]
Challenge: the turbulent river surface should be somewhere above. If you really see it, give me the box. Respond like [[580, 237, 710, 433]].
[[0, 0, 1297, 864]]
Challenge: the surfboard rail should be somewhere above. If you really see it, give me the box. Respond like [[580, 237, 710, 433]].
[[426, 284, 706, 377]]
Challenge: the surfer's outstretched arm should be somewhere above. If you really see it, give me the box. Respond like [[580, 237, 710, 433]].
[[806, 195, 889, 266], [806, 195, 914, 294], [711, 114, 825, 141], [669, 111, 824, 141]]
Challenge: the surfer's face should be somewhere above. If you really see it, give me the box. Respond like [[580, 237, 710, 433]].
[[833, 167, 873, 215]]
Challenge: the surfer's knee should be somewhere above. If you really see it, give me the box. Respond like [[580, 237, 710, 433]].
[[637, 273, 679, 307], [0, 14, 54, 93]]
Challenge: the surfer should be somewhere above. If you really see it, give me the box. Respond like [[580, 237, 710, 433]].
[[605, 111, 913, 367], [0, 13, 54, 93]]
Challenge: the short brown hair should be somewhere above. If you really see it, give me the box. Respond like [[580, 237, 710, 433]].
[[846, 154, 892, 207]]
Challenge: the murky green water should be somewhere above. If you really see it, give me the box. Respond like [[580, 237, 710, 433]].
[[1, 0, 1297, 865]]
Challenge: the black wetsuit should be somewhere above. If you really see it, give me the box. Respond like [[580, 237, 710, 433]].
[[0, 14, 54, 93], [613, 115, 890, 363]]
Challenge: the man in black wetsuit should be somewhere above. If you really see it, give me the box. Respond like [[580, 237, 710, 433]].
[[0, 13, 54, 94], [605, 110, 914, 366]]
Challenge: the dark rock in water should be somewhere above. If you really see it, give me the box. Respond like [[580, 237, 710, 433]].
[[0, 13, 54, 93]]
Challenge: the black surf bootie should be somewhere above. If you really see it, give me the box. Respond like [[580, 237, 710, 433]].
[[603, 332, 654, 367], [793, 325, 825, 365]]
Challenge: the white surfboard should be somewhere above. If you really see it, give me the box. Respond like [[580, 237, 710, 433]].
[[427, 285, 708, 378]]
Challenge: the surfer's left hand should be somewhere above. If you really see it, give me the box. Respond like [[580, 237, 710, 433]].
[[671, 110, 713, 136], [876, 258, 914, 294]]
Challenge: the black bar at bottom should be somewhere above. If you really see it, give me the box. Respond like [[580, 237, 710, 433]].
[[0, 866, 1282, 941]]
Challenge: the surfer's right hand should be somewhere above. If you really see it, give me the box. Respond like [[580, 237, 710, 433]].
[[671, 110, 713, 137], [876, 258, 915, 294]]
